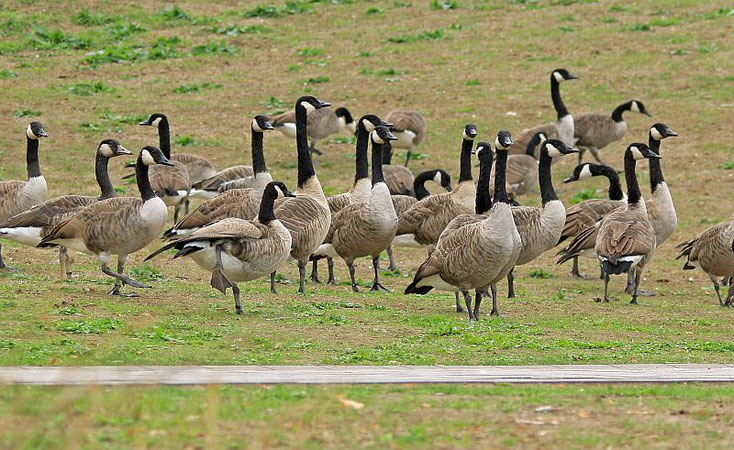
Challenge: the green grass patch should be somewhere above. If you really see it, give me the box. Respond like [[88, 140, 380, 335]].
[[210, 24, 269, 35], [429, 0, 460, 10], [55, 318, 120, 334], [172, 82, 223, 94], [571, 188, 599, 204], [67, 81, 116, 96], [13, 109, 42, 118]]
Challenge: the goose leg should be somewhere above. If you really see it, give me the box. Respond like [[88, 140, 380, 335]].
[[173, 205, 181, 223], [327, 258, 336, 285], [630, 268, 642, 305], [588, 147, 606, 165], [571, 257, 588, 279], [297, 259, 307, 294], [489, 284, 500, 316], [232, 284, 243, 315], [270, 271, 277, 294], [599, 265, 605, 280], [310, 260, 321, 284], [370, 256, 390, 292], [600, 270, 611, 302], [472, 290, 483, 321], [404, 147, 413, 167], [387, 246, 397, 271], [710, 275, 724, 306], [58, 247, 68, 280], [577, 148, 586, 165], [309, 139, 323, 156], [507, 268, 516, 298], [626, 270, 655, 296], [348, 263, 359, 293], [103, 255, 150, 295], [462, 291, 473, 321], [0, 244, 12, 271], [211, 244, 234, 290], [455, 292, 464, 312], [725, 283, 734, 307]]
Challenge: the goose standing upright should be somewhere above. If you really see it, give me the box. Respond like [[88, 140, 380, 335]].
[[311, 126, 398, 292], [510, 69, 577, 156], [574, 100, 650, 165], [492, 131, 545, 198], [556, 163, 626, 279], [163, 116, 276, 239], [38, 147, 174, 296], [385, 110, 426, 167], [271, 96, 332, 294], [595, 143, 660, 304], [506, 139, 579, 298], [269, 106, 355, 155], [146, 182, 295, 314], [0, 122, 48, 270], [1, 139, 131, 278]]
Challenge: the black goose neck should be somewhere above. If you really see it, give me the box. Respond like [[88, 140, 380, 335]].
[[538, 152, 559, 205], [95, 152, 116, 200], [526, 134, 542, 157], [493, 150, 511, 204], [611, 101, 631, 123], [551, 76, 570, 121], [258, 188, 278, 224], [382, 141, 393, 165], [648, 135, 664, 193], [354, 126, 370, 184], [458, 138, 474, 183], [157, 117, 171, 159], [413, 171, 434, 200], [475, 152, 494, 214], [371, 139, 385, 185], [599, 166, 624, 201], [251, 126, 267, 174], [136, 158, 156, 202], [295, 104, 316, 188], [26, 137, 41, 178], [624, 152, 642, 205]]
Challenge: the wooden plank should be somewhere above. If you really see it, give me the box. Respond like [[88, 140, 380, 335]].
[[1, 364, 734, 386]]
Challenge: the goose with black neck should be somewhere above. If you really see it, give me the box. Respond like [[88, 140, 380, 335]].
[[574, 100, 650, 165]]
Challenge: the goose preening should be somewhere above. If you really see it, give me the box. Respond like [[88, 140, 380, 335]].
[[270, 96, 332, 294], [393, 124, 478, 252], [163, 116, 276, 239], [574, 100, 650, 165], [38, 146, 173, 296], [0, 122, 48, 270], [1, 139, 132, 279], [311, 125, 399, 292], [269, 105, 354, 155], [405, 135, 522, 320], [146, 181, 295, 314], [506, 139, 579, 299], [556, 163, 626, 279], [593, 143, 660, 304], [310, 114, 390, 285], [677, 218, 734, 307], [385, 110, 426, 167], [382, 141, 416, 196], [138, 114, 192, 222], [510, 69, 578, 156], [492, 131, 545, 198], [189, 115, 275, 198]]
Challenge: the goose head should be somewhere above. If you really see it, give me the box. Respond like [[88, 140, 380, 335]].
[[140, 146, 174, 166], [627, 143, 660, 160], [252, 115, 275, 132], [432, 169, 452, 192], [335, 107, 357, 135], [542, 139, 579, 158], [139, 113, 167, 128], [296, 96, 330, 114], [26, 122, 48, 140], [98, 139, 132, 158], [649, 123, 678, 141], [266, 181, 296, 199], [463, 124, 478, 140], [371, 125, 398, 144], [359, 114, 392, 133], [494, 131, 513, 151], [630, 100, 651, 116], [473, 141, 494, 159], [552, 68, 578, 83], [564, 163, 605, 183]]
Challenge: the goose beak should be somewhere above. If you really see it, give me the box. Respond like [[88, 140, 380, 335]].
[[567, 73, 578, 79], [648, 150, 661, 159], [318, 101, 331, 108], [664, 128, 678, 138], [385, 131, 398, 141], [444, 185, 452, 192], [139, 120, 150, 126], [117, 146, 133, 156], [262, 121, 275, 131], [564, 147, 580, 154], [563, 175, 577, 183], [37, 129, 48, 138], [285, 190, 297, 198], [158, 156, 175, 167], [642, 111, 652, 117]]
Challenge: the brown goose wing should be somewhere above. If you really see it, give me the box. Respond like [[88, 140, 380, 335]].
[[0, 180, 27, 221], [573, 114, 621, 149], [384, 165, 414, 196], [174, 189, 258, 230], [596, 209, 655, 262], [386, 110, 426, 146], [149, 161, 190, 195], [509, 123, 558, 156], [172, 154, 216, 185], [327, 192, 352, 215], [391, 195, 417, 217], [560, 200, 625, 243], [268, 110, 296, 127], [324, 202, 363, 243], [396, 193, 451, 236], [194, 165, 254, 190], [2, 195, 97, 228]]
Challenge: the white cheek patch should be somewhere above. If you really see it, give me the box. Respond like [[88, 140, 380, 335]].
[[463, 130, 476, 140], [433, 172, 442, 184], [579, 165, 593, 179], [141, 150, 156, 166], [553, 71, 564, 83], [650, 127, 662, 140], [300, 101, 316, 114], [546, 143, 562, 157], [99, 144, 114, 157], [26, 124, 36, 140], [251, 119, 264, 132], [494, 137, 502, 149], [631, 101, 640, 113], [372, 131, 385, 145], [151, 117, 162, 127], [539, 133, 546, 142], [362, 120, 376, 133], [337, 116, 346, 128], [631, 147, 644, 160], [275, 186, 286, 198]]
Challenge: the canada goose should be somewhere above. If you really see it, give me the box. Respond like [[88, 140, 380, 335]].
[[506, 139, 579, 298], [594, 143, 660, 304], [189, 115, 275, 198], [310, 114, 391, 285], [269, 106, 354, 155], [382, 141, 416, 196], [574, 100, 650, 165], [0, 122, 48, 270], [38, 147, 174, 296], [146, 181, 295, 314], [510, 69, 577, 157], [162, 116, 276, 239], [270, 96, 332, 294], [405, 134, 522, 320], [138, 114, 192, 222], [385, 110, 426, 167], [1, 139, 132, 279], [393, 124, 478, 251], [677, 218, 734, 307], [491, 131, 545, 198], [311, 126, 399, 292], [557, 163, 626, 279]]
